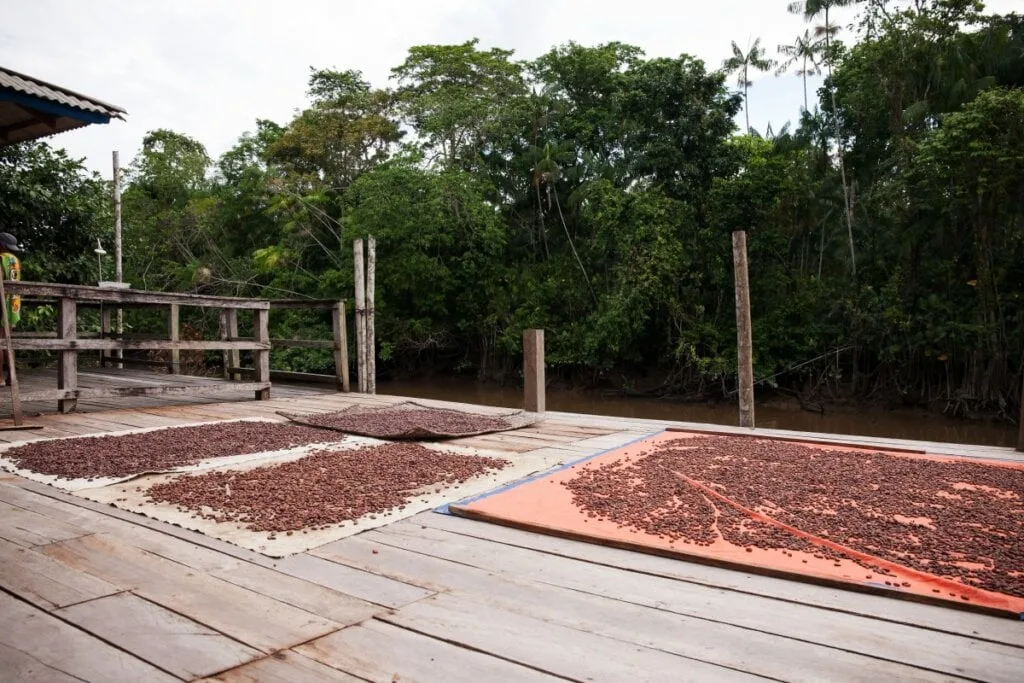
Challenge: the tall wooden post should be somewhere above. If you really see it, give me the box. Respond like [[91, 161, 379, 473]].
[[523, 329, 545, 413], [168, 303, 180, 374], [332, 300, 350, 392], [366, 236, 376, 394], [57, 297, 78, 414], [732, 230, 755, 429], [253, 307, 270, 400], [112, 151, 123, 369], [100, 306, 111, 367], [353, 239, 366, 393]]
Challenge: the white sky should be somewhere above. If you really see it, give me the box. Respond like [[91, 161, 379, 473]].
[[2, 0, 1018, 178]]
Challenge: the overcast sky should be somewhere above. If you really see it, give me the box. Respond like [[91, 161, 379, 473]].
[[2, 0, 1018, 178]]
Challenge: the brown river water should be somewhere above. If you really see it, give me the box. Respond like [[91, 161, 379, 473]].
[[379, 377, 1017, 448]]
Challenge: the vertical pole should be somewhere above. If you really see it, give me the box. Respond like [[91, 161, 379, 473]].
[[732, 230, 755, 429], [366, 236, 376, 395], [227, 309, 240, 380], [332, 300, 350, 392], [219, 308, 230, 379], [100, 305, 111, 367], [523, 329, 545, 413], [57, 297, 78, 414], [0, 277, 23, 425], [168, 303, 180, 374], [112, 151, 123, 369], [253, 307, 270, 400], [353, 239, 366, 393]]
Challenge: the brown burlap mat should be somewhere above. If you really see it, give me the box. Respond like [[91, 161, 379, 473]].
[[277, 401, 540, 440]]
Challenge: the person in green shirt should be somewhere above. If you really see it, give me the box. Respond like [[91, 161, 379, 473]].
[[0, 232, 22, 386]]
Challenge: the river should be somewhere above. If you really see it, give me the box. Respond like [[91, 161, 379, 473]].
[[379, 377, 1017, 448]]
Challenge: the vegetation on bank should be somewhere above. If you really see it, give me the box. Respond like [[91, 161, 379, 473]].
[[1, 0, 1022, 419]]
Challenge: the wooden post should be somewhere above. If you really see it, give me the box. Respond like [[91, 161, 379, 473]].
[[112, 151, 123, 370], [353, 239, 366, 393], [253, 308, 270, 400], [523, 329, 545, 413], [0, 277, 23, 425], [732, 230, 755, 429], [219, 308, 240, 380], [332, 300, 350, 392], [57, 297, 78, 414], [100, 305, 111, 367], [366, 235, 376, 394], [168, 303, 180, 374]]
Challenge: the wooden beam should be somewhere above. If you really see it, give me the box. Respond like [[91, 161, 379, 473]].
[[168, 303, 180, 374], [332, 300, 350, 393], [15, 382, 271, 403], [353, 239, 366, 393], [266, 299, 345, 310], [253, 308, 270, 400], [7, 339, 268, 352], [269, 338, 334, 349], [101, 356, 172, 370], [57, 298, 77, 414], [4, 282, 270, 309], [732, 230, 755, 429], [367, 236, 376, 395], [523, 329, 545, 413], [229, 367, 340, 386]]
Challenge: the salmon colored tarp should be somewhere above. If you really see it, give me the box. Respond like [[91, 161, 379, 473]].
[[449, 430, 1024, 619]]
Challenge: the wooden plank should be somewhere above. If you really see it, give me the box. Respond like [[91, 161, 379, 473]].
[[40, 534, 340, 653], [9, 281, 271, 309], [269, 338, 334, 349], [297, 619, 561, 683], [0, 642, 82, 683], [0, 537, 120, 610], [372, 521, 1023, 681], [56, 592, 261, 679], [273, 552, 433, 609], [0, 591, 178, 682], [254, 308, 270, 401], [267, 299, 342, 310], [0, 500, 93, 548], [168, 303, 180, 374], [15, 381, 271, 403], [10, 338, 270, 351], [420, 508, 1024, 649], [381, 593, 761, 682], [57, 297, 77, 414], [333, 300, 349, 393], [315, 536, 956, 682], [200, 650, 363, 682]]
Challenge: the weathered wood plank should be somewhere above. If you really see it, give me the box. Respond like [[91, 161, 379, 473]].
[[56, 592, 261, 679], [10, 338, 270, 351], [0, 500, 93, 548], [297, 619, 562, 683], [57, 297, 77, 414], [15, 381, 271, 403], [372, 521, 1023, 681], [9, 281, 270, 309], [0, 591, 178, 682], [273, 553, 434, 609], [40, 534, 340, 653], [269, 338, 334, 349], [200, 650, 363, 682], [254, 308, 270, 401], [418, 512, 1024, 649], [0, 642, 82, 682], [315, 536, 959, 682], [0, 537, 120, 610], [380, 593, 762, 682]]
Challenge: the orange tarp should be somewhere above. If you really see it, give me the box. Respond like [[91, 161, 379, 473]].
[[449, 430, 1024, 619]]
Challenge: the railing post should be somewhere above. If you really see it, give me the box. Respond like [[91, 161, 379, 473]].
[[57, 296, 78, 413], [353, 239, 366, 393], [523, 329, 545, 413], [332, 300, 350, 392], [100, 305, 111, 367], [253, 307, 270, 400], [168, 303, 180, 374], [220, 307, 240, 380]]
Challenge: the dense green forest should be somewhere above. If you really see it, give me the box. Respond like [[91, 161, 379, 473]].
[[1, 0, 1023, 419]]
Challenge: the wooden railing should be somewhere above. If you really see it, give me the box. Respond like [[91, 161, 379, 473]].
[[5, 282, 273, 413]]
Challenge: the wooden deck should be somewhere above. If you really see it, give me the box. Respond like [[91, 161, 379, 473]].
[[1, 379, 1022, 682]]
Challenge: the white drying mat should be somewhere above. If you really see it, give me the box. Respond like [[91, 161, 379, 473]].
[[279, 400, 541, 440], [0, 418, 351, 492], [76, 442, 568, 557]]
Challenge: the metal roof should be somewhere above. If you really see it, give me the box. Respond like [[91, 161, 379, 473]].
[[0, 65, 127, 145]]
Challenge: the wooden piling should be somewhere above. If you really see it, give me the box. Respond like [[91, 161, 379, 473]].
[[523, 329, 545, 413], [57, 297, 77, 414], [366, 236, 376, 395], [353, 239, 366, 393], [732, 230, 755, 429], [253, 308, 270, 400]]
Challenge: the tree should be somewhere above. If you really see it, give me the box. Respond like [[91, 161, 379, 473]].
[[788, 0, 859, 277], [723, 38, 776, 132], [777, 30, 822, 111]]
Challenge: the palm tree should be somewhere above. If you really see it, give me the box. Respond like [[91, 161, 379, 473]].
[[723, 38, 776, 133], [788, 0, 857, 278], [777, 30, 822, 112]]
